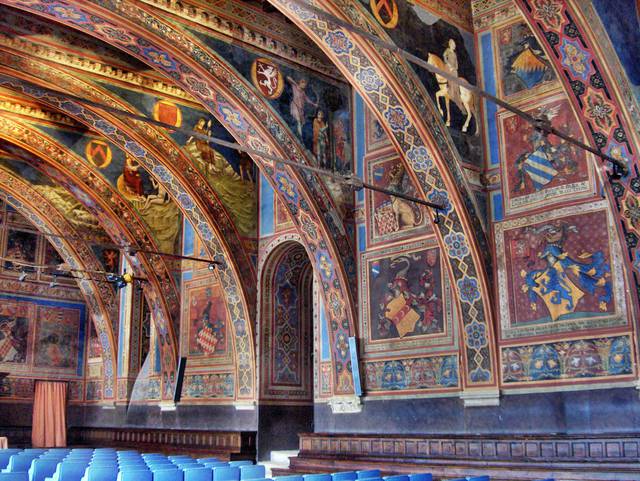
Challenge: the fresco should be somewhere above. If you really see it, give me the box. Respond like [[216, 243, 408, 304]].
[[364, 355, 458, 392], [502, 335, 634, 383], [592, 0, 640, 105], [365, 105, 391, 154], [359, 0, 482, 167], [184, 283, 228, 358], [96, 82, 257, 237], [366, 155, 431, 245], [499, 95, 594, 213], [496, 203, 628, 340], [33, 124, 183, 254], [365, 246, 444, 341], [0, 301, 29, 364], [4, 228, 37, 271], [34, 306, 81, 371], [181, 372, 234, 400], [185, 28, 354, 210], [495, 20, 557, 98]]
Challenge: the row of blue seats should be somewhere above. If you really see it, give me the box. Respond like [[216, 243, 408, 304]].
[[0, 448, 556, 481]]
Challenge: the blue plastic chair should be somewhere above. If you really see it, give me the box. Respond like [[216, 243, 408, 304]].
[[303, 475, 331, 481], [214, 467, 240, 481], [228, 462, 252, 468], [407, 475, 431, 481], [197, 458, 220, 465], [273, 476, 302, 481], [331, 473, 356, 481], [467, 477, 490, 481], [2, 456, 38, 474], [357, 472, 380, 480], [154, 470, 184, 481], [45, 461, 88, 481], [240, 465, 265, 480], [184, 467, 213, 481], [204, 463, 228, 469], [28, 459, 60, 481], [0, 452, 22, 471], [84, 466, 118, 481], [384, 476, 408, 481], [0, 473, 29, 481], [116, 470, 151, 481]]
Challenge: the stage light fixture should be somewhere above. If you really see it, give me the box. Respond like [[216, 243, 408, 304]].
[[49, 275, 58, 288], [18, 270, 27, 282]]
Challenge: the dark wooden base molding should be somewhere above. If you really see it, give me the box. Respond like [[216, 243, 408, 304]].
[[272, 433, 640, 481], [67, 427, 256, 460]]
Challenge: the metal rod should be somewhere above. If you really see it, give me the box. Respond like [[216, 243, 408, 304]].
[[0, 76, 446, 209], [283, 0, 628, 174]]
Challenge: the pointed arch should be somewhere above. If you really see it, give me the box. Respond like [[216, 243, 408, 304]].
[[1, 0, 361, 395], [0, 167, 118, 399], [270, 0, 498, 394]]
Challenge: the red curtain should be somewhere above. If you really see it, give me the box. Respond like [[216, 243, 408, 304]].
[[31, 381, 67, 447]]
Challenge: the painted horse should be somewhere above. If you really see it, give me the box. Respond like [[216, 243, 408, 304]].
[[427, 53, 479, 134]]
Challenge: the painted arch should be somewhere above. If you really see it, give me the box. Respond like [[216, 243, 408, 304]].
[[271, 0, 498, 393], [0, 0, 363, 395]]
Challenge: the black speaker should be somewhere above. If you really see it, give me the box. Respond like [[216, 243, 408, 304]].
[[173, 357, 187, 404]]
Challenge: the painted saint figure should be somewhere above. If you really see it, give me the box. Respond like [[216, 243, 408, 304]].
[[123, 156, 144, 196], [286, 76, 318, 137], [312, 110, 330, 169]]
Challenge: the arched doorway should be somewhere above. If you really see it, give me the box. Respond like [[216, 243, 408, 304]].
[[258, 240, 314, 459]]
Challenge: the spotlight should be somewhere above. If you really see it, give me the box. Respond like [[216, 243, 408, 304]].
[[49, 275, 58, 288], [18, 270, 27, 282], [208, 263, 216, 271], [433, 210, 441, 225]]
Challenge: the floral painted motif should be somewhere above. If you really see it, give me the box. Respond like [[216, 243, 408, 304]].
[[276, 173, 298, 204], [427, 189, 452, 215], [384, 106, 410, 131], [457, 276, 480, 304], [325, 30, 353, 55], [407, 146, 433, 172], [444, 232, 469, 259], [560, 39, 591, 81], [48, 4, 88, 23], [585, 90, 615, 134], [464, 321, 487, 349], [317, 253, 333, 280], [531, 0, 564, 31], [356, 67, 384, 93], [142, 48, 177, 70]]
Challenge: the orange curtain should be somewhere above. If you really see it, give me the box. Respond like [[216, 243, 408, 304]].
[[31, 381, 67, 448]]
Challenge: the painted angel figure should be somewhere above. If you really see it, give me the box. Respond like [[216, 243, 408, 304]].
[[286, 75, 318, 137]]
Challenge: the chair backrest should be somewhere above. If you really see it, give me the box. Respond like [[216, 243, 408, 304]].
[[197, 458, 220, 464], [57, 462, 90, 481], [302, 475, 332, 481], [6, 455, 37, 473], [0, 472, 29, 481], [184, 467, 213, 481], [0, 452, 18, 470], [384, 476, 409, 481], [204, 462, 228, 469], [213, 466, 240, 481], [356, 471, 380, 480], [28, 458, 60, 481], [467, 477, 490, 481], [331, 473, 357, 481], [85, 465, 118, 481], [408, 474, 431, 481], [228, 462, 252, 467], [153, 469, 184, 481], [273, 476, 303, 481], [240, 465, 265, 480], [117, 469, 152, 481]]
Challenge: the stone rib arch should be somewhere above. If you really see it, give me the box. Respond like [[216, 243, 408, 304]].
[[0, 119, 184, 400], [0, 66, 261, 400], [270, 0, 498, 396], [0, 168, 118, 399], [1, 0, 361, 396]]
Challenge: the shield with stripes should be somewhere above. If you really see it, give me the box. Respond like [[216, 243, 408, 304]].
[[523, 148, 558, 190]]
